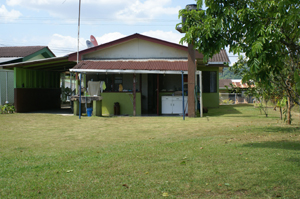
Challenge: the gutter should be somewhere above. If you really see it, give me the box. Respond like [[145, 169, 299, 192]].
[[70, 69, 189, 75], [1, 56, 70, 69]]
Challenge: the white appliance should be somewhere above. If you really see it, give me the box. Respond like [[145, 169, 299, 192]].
[[161, 96, 188, 114]]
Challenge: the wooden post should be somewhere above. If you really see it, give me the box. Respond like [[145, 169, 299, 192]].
[[75, 73, 79, 95], [133, 74, 136, 116], [157, 74, 159, 116], [188, 43, 196, 117], [140, 74, 142, 93]]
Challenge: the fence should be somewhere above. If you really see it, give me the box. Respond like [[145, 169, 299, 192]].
[[0, 70, 14, 105], [219, 93, 255, 105]]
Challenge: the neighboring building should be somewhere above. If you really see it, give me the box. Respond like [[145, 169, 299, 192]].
[[0, 46, 56, 105], [219, 79, 254, 104]]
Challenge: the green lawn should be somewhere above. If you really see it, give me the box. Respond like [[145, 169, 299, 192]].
[[0, 104, 299, 198]]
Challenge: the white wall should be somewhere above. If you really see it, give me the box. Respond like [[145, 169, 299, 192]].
[[83, 39, 188, 60]]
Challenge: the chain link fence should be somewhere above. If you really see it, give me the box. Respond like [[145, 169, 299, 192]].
[[0, 70, 14, 105], [219, 93, 255, 105]]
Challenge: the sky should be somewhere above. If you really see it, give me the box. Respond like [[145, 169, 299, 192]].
[[0, 0, 237, 63]]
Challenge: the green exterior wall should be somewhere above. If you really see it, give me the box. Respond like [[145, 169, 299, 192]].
[[14, 68, 60, 89], [73, 93, 141, 116], [198, 67, 220, 108], [101, 92, 141, 116], [26, 54, 45, 62]]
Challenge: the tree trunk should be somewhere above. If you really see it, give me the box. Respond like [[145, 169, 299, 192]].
[[280, 107, 282, 120], [287, 96, 292, 125]]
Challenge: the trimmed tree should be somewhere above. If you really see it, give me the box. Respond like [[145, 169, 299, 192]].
[[177, 0, 300, 124]]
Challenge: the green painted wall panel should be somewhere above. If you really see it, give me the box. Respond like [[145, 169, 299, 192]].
[[101, 93, 141, 116], [14, 68, 60, 89], [26, 54, 45, 62], [198, 66, 219, 108]]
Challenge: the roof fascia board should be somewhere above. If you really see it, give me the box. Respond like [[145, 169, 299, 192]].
[[2, 56, 70, 69], [0, 57, 23, 65], [23, 47, 56, 62], [70, 69, 189, 75]]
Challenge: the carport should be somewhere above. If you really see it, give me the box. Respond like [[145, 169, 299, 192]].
[[1, 56, 76, 112]]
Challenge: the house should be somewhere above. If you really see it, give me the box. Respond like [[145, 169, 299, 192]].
[[0, 34, 229, 115], [0, 46, 56, 105], [219, 79, 254, 104], [68, 33, 229, 116]]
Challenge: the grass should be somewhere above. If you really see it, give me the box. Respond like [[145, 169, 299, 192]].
[[0, 104, 300, 198]]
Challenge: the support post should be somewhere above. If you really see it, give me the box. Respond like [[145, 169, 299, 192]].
[[70, 73, 73, 93], [133, 74, 136, 116], [188, 43, 196, 117], [5, 71, 9, 104], [235, 93, 237, 104], [61, 73, 65, 102], [0, 72, 2, 106], [157, 74, 159, 116], [199, 71, 203, 117], [79, 73, 82, 119], [182, 71, 185, 120], [76, 73, 79, 95]]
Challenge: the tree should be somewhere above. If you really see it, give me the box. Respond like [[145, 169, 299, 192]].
[[231, 56, 289, 120], [220, 67, 242, 79], [177, 0, 300, 124]]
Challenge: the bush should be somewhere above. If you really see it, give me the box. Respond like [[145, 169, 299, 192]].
[[0, 104, 15, 114]]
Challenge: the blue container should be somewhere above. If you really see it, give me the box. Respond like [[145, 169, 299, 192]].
[[87, 107, 93, 117]]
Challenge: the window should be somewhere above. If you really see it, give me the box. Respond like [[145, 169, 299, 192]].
[[202, 71, 217, 93]]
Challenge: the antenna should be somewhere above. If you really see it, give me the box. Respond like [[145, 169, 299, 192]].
[[90, 35, 98, 46]]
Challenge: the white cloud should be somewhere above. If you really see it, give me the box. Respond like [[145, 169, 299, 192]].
[[6, 0, 123, 6], [115, 0, 180, 24], [48, 31, 187, 57], [48, 32, 127, 56], [5, 0, 180, 24], [141, 30, 184, 45], [96, 32, 126, 45], [48, 34, 86, 56], [0, 5, 22, 22]]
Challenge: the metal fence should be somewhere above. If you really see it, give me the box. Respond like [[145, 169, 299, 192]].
[[0, 70, 14, 105], [219, 93, 255, 105]]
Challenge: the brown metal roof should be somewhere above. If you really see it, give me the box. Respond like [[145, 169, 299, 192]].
[[219, 79, 233, 87], [0, 46, 47, 57], [209, 50, 230, 63], [73, 60, 188, 71]]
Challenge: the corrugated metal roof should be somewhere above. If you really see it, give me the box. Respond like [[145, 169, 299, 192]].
[[73, 60, 188, 71], [209, 50, 230, 63], [0, 57, 21, 63], [0, 46, 47, 57], [219, 79, 252, 88], [219, 79, 233, 87]]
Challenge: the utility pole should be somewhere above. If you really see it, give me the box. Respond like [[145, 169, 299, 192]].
[[77, 0, 81, 64]]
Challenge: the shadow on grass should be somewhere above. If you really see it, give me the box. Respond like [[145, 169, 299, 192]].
[[252, 126, 300, 134], [243, 141, 300, 151], [286, 158, 300, 166], [204, 104, 246, 116]]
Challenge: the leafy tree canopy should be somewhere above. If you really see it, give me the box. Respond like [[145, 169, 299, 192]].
[[177, 0, 300, 82], [177, 0, 300, 124]]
